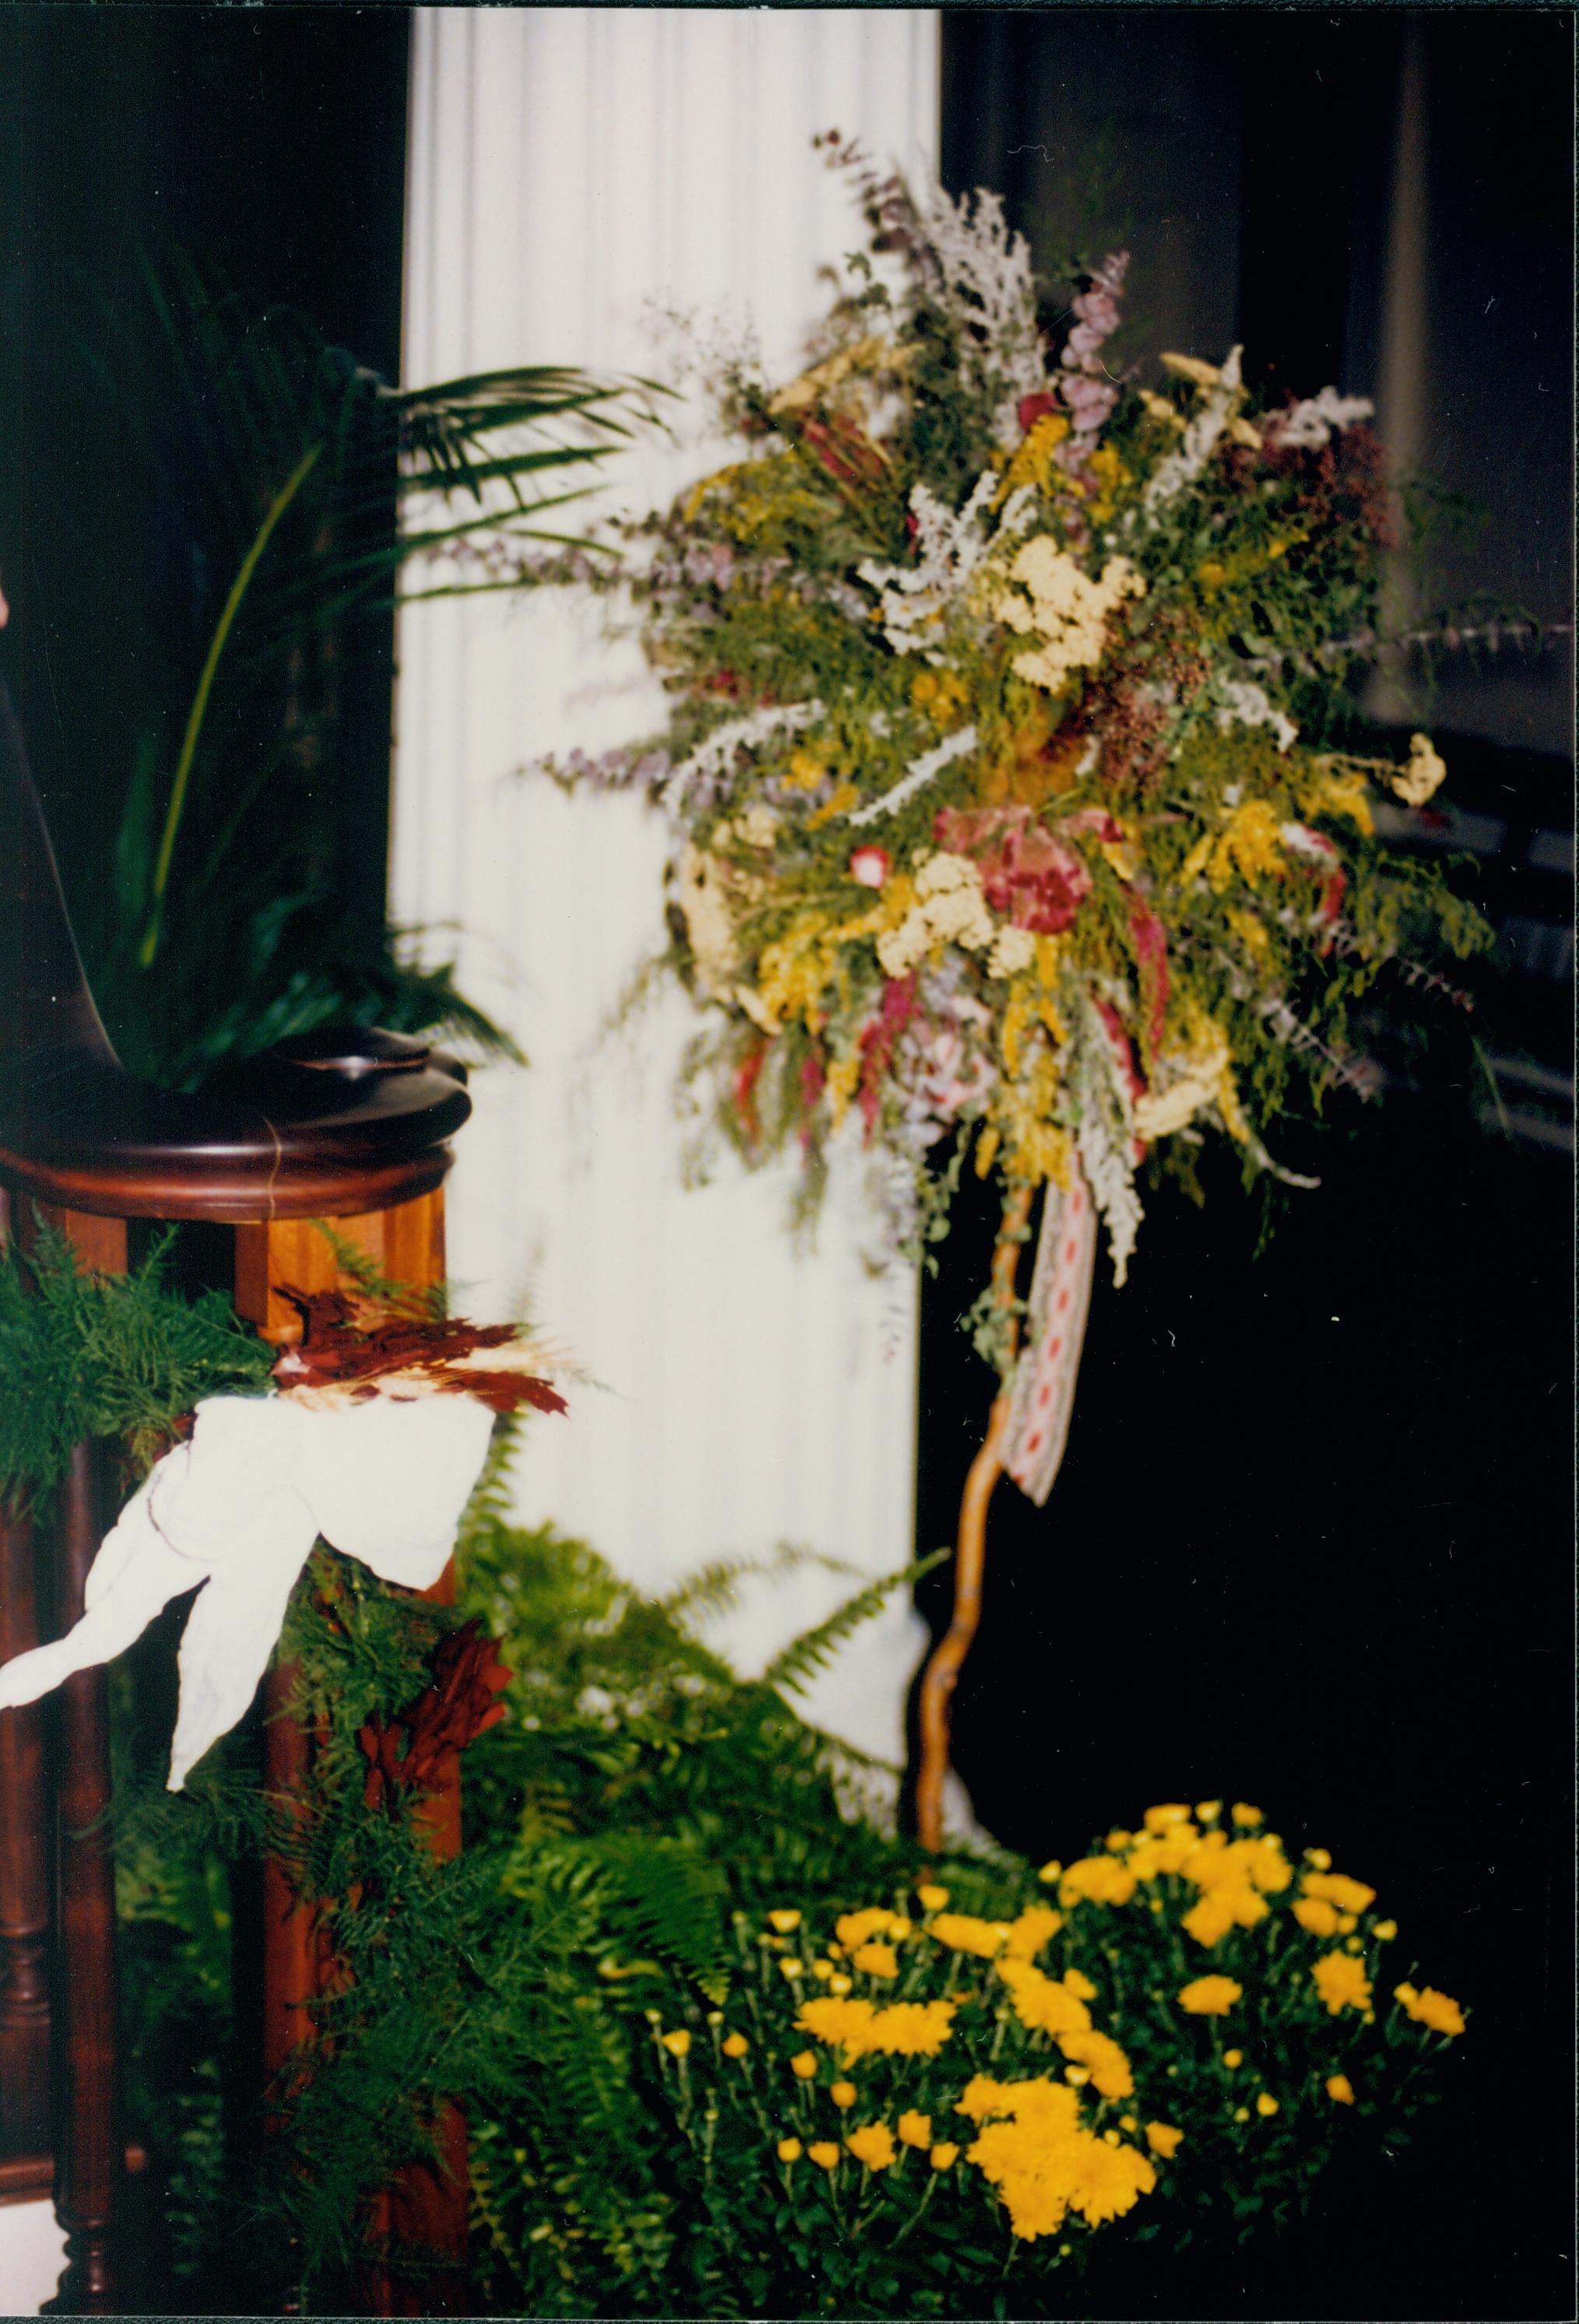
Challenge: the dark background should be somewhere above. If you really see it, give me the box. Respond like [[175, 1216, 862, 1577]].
[[0, 6, 1572, 2319], [921, 11, 1574, 2319]]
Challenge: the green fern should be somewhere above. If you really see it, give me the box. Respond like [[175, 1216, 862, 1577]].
[[759, 1550, 949, 1698]]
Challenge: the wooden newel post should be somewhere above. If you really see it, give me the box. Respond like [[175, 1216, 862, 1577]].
[[0, 683, 474, 2310]]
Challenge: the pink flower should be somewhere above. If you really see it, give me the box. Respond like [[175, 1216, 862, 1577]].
[[849, 845, 891, 889]]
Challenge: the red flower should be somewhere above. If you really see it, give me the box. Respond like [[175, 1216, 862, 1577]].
[[1017, 391, 1058, 435], [359, 1619, 513, 1813], [857, 974, 918, 1137], [933, 806, 1091, 935], [1128, 901, 1170, 1057], [734, 1038, 768, 1144]]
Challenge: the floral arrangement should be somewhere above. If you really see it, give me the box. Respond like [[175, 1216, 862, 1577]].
[[500, 1796, 1465, 2315], [535, 144, 1487, 1395]]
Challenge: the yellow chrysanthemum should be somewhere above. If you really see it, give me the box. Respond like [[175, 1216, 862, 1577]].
[[956, 2075, 1156, 2240], [1145, 2122, 1184, 2158], [1255, 2093, 1279, 2118], [1293, 1896, 1342, 1938], [1223, 2048, 1243, 2069], [1177, 1975, 1242, 2017], [846, 2122, 897, 2171], [1057, 2029, 1134, 2101], [1143, 1803, 1193, 1832], [1300, 1870, 1376, 1915], [1312, 1952, 1373, 2017], [807, 2142, 840, 2171], [1181, 1885, 1268, 1948], [1374, 1919, 1398, 1943], [1325, 2074, 1356, 2105], [897, 2111, 932, 2150], [852, 1940, 900, 1980], [997, 1959, 1093, 2038], [790, 2050, 818, 2080], [795, 1995, 956, 2061], [721, 2031, 749, 2058], [1395, 1982, 1466, 2037], [776, 2136, 803, 2161], [1001, 1905, 1064, 1961], [834, 1907, 911, 1951], [1059, 1855, 1139, 1908], [929, 1912, 1012, 1958], [830, 2080, 857, 2111], [916, 1883, 950, 1912], [660, 2029, 690, 2058], [930, 2142, 960, 2170]]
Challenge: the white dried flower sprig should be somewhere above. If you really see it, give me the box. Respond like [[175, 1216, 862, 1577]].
[[660, 701, 823, 816], [846, 725, 979, 827]]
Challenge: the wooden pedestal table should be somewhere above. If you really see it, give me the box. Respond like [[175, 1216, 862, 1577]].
[[0, 683, 474, 2312]]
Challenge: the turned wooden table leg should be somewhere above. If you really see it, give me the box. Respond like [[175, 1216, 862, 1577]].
[[235, 1193, 468, 2315], [0, 1497, 53, 2179], [38, 1209, 128, 2316]]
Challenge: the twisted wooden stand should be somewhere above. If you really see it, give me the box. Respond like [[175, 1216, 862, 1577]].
[[913, 1184, 1033, 1857], [0, 683, 473, 2312]]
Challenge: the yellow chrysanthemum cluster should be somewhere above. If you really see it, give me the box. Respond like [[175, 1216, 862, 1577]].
[[794, 1995, 957, 2061], [955, 2073, 1156, 2240]]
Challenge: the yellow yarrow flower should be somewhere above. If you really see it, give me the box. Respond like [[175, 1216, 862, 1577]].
[[1145, 2122, 1184, 2158], [897, 2110, 932, 2149], [660, 2029, 691, 2058], [1312, 1952, 1373, 2016], [1177, 1975, 1242, 2017], [1395, 1982, 1466, 2036], [846, 2122, 897, 2171]]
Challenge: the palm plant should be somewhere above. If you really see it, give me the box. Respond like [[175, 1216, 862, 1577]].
[[46, 251, 659, 1084]]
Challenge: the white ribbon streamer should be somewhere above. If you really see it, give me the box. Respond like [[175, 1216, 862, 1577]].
[[0, 1391, 495, 1790]]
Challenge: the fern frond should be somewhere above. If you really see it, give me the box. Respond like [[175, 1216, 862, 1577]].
[[759, 1550, 949, 1700]]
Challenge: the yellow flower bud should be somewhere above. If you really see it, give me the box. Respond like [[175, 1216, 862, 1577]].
[[1064, 2065, 1091, 2087], [660, 2030, 691, 2058], [778, 1957, 805, 1981], [1145, 2122, 1184, 2158], [767, 1909, 802, 1933], [1255, 2093, 1279, 2117], [1233, 2106, 1250, 2123], [1119, 2115, 1138, 2133], [929, 2143, 960, 2170], [790, 2051, 817, 2080], [1037, 1860, 1063, 1885], [777, 2136, 802, 2161], [897, 2111, 932, 2149], [1373, 1919, 1397, 1942], [1325, 2073, 1356, 2105], [828, 1973, 852, 1995], [807, 2142, 840, 2171], [722, 2032, 749, 2059], [1230, 1803, 1262, 1827], [1305, 1847, 1332, 1872], [917, 1883, 950, 1912], [1195, 1801, 1222, 1824], [830, 2080, 857, 2111], [1223, 2049, 1244, 2069]]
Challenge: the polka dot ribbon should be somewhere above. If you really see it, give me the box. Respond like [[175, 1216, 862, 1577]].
[[1002, 1162, 1097, 1506]]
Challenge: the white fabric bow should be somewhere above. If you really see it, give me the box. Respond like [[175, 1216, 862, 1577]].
[[0, 1391, 495, 1790]]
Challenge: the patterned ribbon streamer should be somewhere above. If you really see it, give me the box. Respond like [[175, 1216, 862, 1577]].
[[1002, 1162, 1099, 1506]]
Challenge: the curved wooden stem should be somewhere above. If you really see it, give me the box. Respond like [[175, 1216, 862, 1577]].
[[914, 1185, 1033, 1857]]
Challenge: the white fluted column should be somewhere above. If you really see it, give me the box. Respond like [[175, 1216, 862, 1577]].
[[395, 9, 940, 1762]]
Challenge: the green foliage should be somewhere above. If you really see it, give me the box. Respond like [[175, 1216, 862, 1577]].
[[39, 251, 659, 1087], [0, 1219, 271, 1508]]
